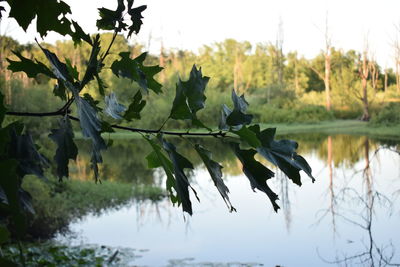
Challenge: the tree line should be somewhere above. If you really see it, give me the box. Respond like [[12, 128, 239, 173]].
[[1, 34, 399, 126]]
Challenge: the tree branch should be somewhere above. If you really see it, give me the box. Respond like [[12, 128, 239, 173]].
[[67, 115, 227, 137], [5, 110, 226, 137]]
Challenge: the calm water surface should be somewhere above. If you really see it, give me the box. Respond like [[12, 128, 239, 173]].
[[57, 135, 400, 266]]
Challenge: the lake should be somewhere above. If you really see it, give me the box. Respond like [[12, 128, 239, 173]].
[[56, 134, 400, 266]]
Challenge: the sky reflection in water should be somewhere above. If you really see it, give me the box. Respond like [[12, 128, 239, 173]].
[[59, 135, 400, 266]]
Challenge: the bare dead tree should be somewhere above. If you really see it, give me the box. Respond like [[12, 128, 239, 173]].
[[369, 53, 380, 94], [310, 13, 332, 111], [358, 41, 371, 121], [276, 17, 284, 88]]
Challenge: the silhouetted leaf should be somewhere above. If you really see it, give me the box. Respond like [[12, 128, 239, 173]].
[[0, 158, 30, 236], [7, 0, 72, 37], [161, 138, 196, 215], [231, 142, 279, 212], [123, 90, 146, 121], [231, 125, 261, 148], [71, 20, 92, 45], [170, 65, 210, 129], [37, 43, 74, 84], [65, 58, 79, 81], [95, 73, 107, 96], [144, 136, 178, 203], [252, 126, 314, 186], [127, 4, 147, 37], [96, 0, 125, 31], [81, 35, 102, 91], [218, 104, 231, 131], [111, 51, 163, 94], [7, 51, 56, 79], [219, 91, 253, 130], [226, 90, 253, 127], [101, 121, 115, 134], [195, 144, 236, 212], [75, 96, 106, 151], [104, 92, 126, 120], [82, 93, 102, 112], [9, 129, 49, 178], [53, 80, 67, 101], [48, 117, 78, 180]]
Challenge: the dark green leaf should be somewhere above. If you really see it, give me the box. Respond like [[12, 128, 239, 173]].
[[95, 73, 107, 96], [254, 126, 315, 186], [9, 129, 49, 178], [144, 136, 177, 203], [7, 51, 56, 79], [81, 35, 102, 91], [101, 121, 115, 133], [123, 90, 146, 121], [82, 93, 102, 112], [170, 65, 210, 129], [104, 92, 126, 120], [37, 43, 74, 84], [195, 144, 236, 212], [71, 20, 92, 46], [111, 51, 163, 94], [170, 80, 192, 120], [65, 58, 79, 81], [75, 96, 106, 152], [53, 80, 67, 101], [226, 109, 253, 127], [230, 143, 279, 212], [161, 137, 196, 215], [218, 104, 231, 131], [220, 90, 253, 130], [35, 0, 72, 37], [96, 0, 125, 31], [127, 5, 147, 37], [226, 90, 253, 127], [7, 0, 73, 37], [0, 159, 29, 236], [231, 125, 261, 148], [48, 117, 78, 180]]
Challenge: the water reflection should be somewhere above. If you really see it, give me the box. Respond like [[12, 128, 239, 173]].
[[58, 134, 400, 266]]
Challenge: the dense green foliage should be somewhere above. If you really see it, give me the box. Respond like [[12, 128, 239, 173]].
[[370, 102, 400, 126]]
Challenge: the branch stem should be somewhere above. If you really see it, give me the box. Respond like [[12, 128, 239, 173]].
[[67, 115, 226, 137]]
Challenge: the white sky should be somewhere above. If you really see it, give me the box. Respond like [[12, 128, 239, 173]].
[[1, 0, 400, 68]]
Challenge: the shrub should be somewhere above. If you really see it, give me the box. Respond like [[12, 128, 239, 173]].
[[370, 102, 400, 126], [250, 104, 334, 123]]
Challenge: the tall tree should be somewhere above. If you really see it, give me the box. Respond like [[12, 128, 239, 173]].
[[358, 44, 371, 121], [310, 14, 332, 111]]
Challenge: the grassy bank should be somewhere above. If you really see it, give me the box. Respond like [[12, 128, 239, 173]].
[[90, 120, 400, 140], [264, 120, 400, 140], [22, 177, 165, 239]]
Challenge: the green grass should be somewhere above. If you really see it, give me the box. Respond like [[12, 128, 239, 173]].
[[79, 120, 400, 140], [262, 120, 400, 140], [22, 177, 165, 239]]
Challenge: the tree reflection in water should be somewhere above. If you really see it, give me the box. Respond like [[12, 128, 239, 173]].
[[317, 137, 400, 266]]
